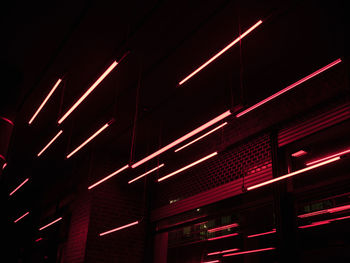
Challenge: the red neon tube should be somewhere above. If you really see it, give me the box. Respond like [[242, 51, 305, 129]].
[[99, 220, 139, 236], [203, 260, 220, 263], [0, 116, 14, 126], [299, 220, 331, 229], [0, 154, 5, 161], [35, 237, 43, 242], [39, 217, 62, 231], [208, 232, 238, 241], [179, 20, 262, 86], [306, 148, 350, 166], [175, 122, 227, 152], [9, 178, 29, 196], [37, 130, 63, 157], [29, 78, 62, 125], [2, 162, 7, 170], [207, 223, 239, 233], [14, 211, 30, 223], [291, 150, 307, 157], [247, 157, 340, 191], [131, 110, 231, 168], [247, 229, 276, 238], [88, 164, 129, 190], [158, 152, 217, 182], [58, 61, 120, 124], [223, 247, 276, 257], [128, 163, 164, 184], [298, 204, 350, 218], [207, 248, 239, 256], [236, 58, 342, 118], [66, 122, 110, 159]]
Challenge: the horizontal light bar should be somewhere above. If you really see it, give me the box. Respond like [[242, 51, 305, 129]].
[[207, 223, 239, 233], [88, 164, 129, 190], [39, 217, 62, 231], [299, 220, 331, 229], [9, 178, 29, 196], [128, 163, 164, 184], [67, 122, 110, 159], [331, 215, 350, 222], [58, 61, 118, 124], [223, 247, 276, 257], [291, 150, 307, 158], [37, 130, 63, 157], [132, 110, 231, 168], [207, 248, 239, 256], [298, 204, 350, 218], [306, 148, 350, 166], [247, 229, 276, 238], [99, 220, 139, 236], [35, 237, 43, 242], [0, 116, 14, 126], [247, 157, 340, 191], [175, 122, 227, 152], [29, 78, 62, 125], [203, 260, 220, 263], [158, 152, 218, 182], [236, 58, 342, 118], [14, 211, 30, 223], [208, 232, 238, 241], [179, 20, 262, 86]]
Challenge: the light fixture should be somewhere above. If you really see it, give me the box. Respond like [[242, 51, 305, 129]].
[[99, 220, 139, 236], [0, 116, 14, 126], [35, 237, 43, 242], [14, 211, 30, 223], [208, 232, 239, 241], [37, 130, 63, 157], [236, 58, 342, 118], [222, 247, 276, 257], [203, 260, 220, 263], [298, 204, 350, 218], [29, 78, 62, 125], [67, 122, 111, 159], [157, 152, 218, 182], [247, 157, 340, 191], [88, 164, 129, 190], [207, 223, 239, 233], [247, 229, 276, 238], [207, 248, 239, 256], [2, 162, 7, 170], [175, 122, 227, 152], [0, 154, 5, 162], [298, 220, 331, 229], [39, 217, 62, 231], [128, 163, 164, 184], [131, 110, 231, 168], [9, 178, 29, 196], [178, 20, 263, 86], [306, 148, 350, 166], [291, 150, 307, 157]]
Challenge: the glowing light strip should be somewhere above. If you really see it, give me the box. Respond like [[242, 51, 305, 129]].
[[291, 150, 307, 157], [247, 157, 340, 191], [203, 260, 220, 263], [14, 212, 30, 223], [158, 152, 218, 182], [29, 78, 62, 125], [0, 116, 14, 126], [223, 247, 276, 257], [66, 123, 109, 159], [207, 248, 239, 256], [58, 61, 118, 124], [2, 162, 7, 170], [208, 232, 238, 241], [247, 229, 276, 238], [9, 178, 29, 196], [175, 122, 227, 152], [88, 164, 129, 190], [0, 154, 5, 161], [207, 223, 239, 233], [299, 220, 331, 229], [128, 163, 164, 184], [99, 220, 139, 236], [306, 148, 350, 166], [35, 238, 43, 242], [132, 110, 231, 168], [179, 20, 263, 86], [39, 217, 62, 231], [236, 58, 342, 118], [331, 215, 350, 221], [298, 204, 350, 218], [37, 130, 63, 157]]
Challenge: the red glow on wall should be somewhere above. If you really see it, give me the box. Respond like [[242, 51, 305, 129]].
[[247, 229, 276, 238], [207, 223, 239, 233], [175, 122, 227, 152], [14, 211, 30, 223], [58, 61, 119, 124], [298, 204, 350, 218], [247, 156, 340, 191], [208, 232, 239, 241], [37, 130, 63, 157], [39, 217, 62, 231], [29, 78, 62, 125], [157, 152, 218, 182], [207, 248, 239, 256], [222, 247, 276, 257], [178, 20, 262, 86], [131, 110, 231, 168], [88, 164, 129, 190], [128, 163, 165, 184], [66, 122, 110, 159], [9, 178, 29, 196], [291, 150, 307, 157], [236, 58, 342, 118], [306, 148, 350, 166], [0, 116, 14, 126], [99, 220, 139, 236]]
